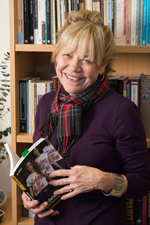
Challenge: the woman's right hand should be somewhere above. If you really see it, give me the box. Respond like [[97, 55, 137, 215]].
[[21, 192, 60, 218]]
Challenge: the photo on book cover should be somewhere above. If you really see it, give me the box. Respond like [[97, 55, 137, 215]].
[[14, 138, 69, 208]]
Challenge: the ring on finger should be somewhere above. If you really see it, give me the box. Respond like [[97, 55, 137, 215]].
[[68, 185, 73, 192]]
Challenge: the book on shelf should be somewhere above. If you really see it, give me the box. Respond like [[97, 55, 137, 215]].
[[135, 196, 142, 225], [24, 0, 30, 44], [18, 0, 24, 44], [129, 76, 140, 108], [147, 191, 150, 225], [92, 0, 100, 12], [34, 0, 39, 44], [5, 138, 70, 211], [124, 198, 136, 225], [41, 0, 46, 44], [142, 0, 147, 46], [114, 0, 124, 45], [84, 0, 93, 10], [107, 0, 112, 30], [52, 75, 59, 91], [131, 0, 136, 45], [79, 0, 85, 10], [46, 0, 51, 44], [147, 0, 150, 45], [142, 194, 148, 225], [20, 77, 34, 133], [126, 0, 131, 45], [29, 0, 34, 44], [100, 0, 104, 23], [38, 0, 42, 44], [51, 0, 56, 44], [108, 76, 128, 96], [139, 73, 150, 139], [104, 0, 107, 25]]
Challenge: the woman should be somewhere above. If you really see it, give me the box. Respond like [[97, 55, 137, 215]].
[[22, 10, 150, 225]]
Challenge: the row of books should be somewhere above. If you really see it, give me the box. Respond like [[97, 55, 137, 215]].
[[108, 74, 150, 139], [18, 0, 150, 46], [19, 74, 59, 134], [124, 192, 150, 225]]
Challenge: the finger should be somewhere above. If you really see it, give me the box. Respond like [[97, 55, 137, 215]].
[[32, 202, 49, 214], [50, 169, 72, 178], [37, 209, 59, 218], [49, 177, 70, 187], [21, 193, 39, 209]]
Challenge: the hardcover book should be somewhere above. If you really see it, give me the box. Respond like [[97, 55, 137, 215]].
[[5, 138, 70, 211], [129, 76, 140, 108]]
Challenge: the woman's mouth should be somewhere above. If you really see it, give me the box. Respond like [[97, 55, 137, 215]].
[[64, 73, 82, 81]]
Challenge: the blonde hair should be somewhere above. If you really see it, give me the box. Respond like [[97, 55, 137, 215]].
[[52, 10, 115, 76]]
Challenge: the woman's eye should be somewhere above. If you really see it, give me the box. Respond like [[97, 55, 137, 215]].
[[83, 59, 92, 64], [63, 54, 71, 57]]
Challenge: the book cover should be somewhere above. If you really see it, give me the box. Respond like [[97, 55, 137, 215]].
[[20, 77, 33, 133], [126, 0, 131, 45], [29, 0, 34, 44], [5, 138, 70, 211], [130, 76, 140, 108], [139, 73, 150, 139], [24, 0, 30, 44], [18, 0, 24, 44]]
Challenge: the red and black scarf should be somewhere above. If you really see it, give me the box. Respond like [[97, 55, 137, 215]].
[[39, 76, 110, 158]]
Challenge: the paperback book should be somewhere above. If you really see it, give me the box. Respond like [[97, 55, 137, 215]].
[[5, 138, 70, 210]]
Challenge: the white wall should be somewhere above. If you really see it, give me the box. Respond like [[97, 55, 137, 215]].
[[0, 0, 12, 199]]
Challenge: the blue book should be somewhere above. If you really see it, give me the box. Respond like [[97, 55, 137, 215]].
[[142, 0, 147, 46], [107, 0, 112, 29], [147, 0, 150, 45], [126, 83, 130, 99]]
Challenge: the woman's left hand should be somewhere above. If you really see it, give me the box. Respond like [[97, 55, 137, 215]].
[[49, 165, 114, 200]]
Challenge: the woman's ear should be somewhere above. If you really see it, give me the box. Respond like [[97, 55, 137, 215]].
[[99, 64, 107, 75]]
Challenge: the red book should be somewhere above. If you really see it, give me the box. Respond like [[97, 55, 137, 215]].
[[142, 194, 147, 225]]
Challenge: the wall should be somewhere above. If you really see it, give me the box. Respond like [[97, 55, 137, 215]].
[[0, 0, 12, 199]]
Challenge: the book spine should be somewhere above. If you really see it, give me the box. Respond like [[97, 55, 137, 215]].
[[139, 75, 150, 139], [79, 0, 84, 10], [46, 0, 51, 44], [34, 0, 39, 44], [107, 0, 112, 29], [147, 191, 150, 225], [100, 0, 104, 23], [26, 82, 29, 133], [45, 0, 47, 44], [93, 0, 100, 12], [74, 0, 79, 11], [142, 195, 147, 225], [51, 0, 56, 44], [135, 196, 142, 225], [20, 82, 27, 133], [61, 0, 65, 27], [24, 0, 30, 44], [84, 0, 93, 10], [114, 0, 124, 45], [142, 0, 147, 46], [130, 78, 140, 108], [126, 0, 131, 45], [18, 0, 24, 44], [126, 83, 130, 99], [38, 0, 42, 44], [104, 0, 107, 25], [31, 83, 35, 134], [135, 0, 139, 45], [52, 76, 58, 91], [124, 0, 126, 45], [42, 0, 46, 44], [124, 198, 136, 225], [147, 0, 150, 45], [131, 0, 137, 45], [137, 0, 142, 45], [34, 83, 37, 124], [29, 0, 34, 44]]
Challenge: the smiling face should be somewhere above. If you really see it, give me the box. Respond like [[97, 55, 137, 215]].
[[55, 47, 103, 96], [26, 162, 34, 173]]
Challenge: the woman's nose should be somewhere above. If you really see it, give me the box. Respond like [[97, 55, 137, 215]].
[[69, 58, 82, 72]]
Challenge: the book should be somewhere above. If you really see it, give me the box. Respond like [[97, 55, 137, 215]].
[[104, 0, 107, 25], [79, 0, 84, 10], [24, 0, 30, 44], [135, 196, 142, 225], [114, 0, 124, 45], [92, 0, 100, 12], [142, 0, 147, 46], [100, 0, 104, 23], [142, 194, 147, 225], [124, 198, 136, 225], [108, 75, 123, 94], [135, 0, 139, 45], [52, 76, 58, 91], [18, 0, 24, 44], [131, 0, 137, 45], [147, 191, 150, 225], [5, 138, 70, 210], [34, 0, 39, 44], [126, 0, 131, 45], [41, 0, 46, 44], [107, 0, 112, 29], [130, 76, 140, 108], [29, 0, 34, 44], [51, 0, 56, 44], [137, 0, 142, 45], [147, 0, 150, 45], [84, 0, 93, 10], [139, 73, 150, 139], [123, 0, 126, 45], [46, 0, 51, 44], [20, 77, 34, 133], [38, 0, 42, 44]]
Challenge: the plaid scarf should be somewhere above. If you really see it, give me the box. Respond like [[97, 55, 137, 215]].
[[39, 76, 110, 158]]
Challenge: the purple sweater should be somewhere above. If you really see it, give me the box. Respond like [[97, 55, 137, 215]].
[[33, 89, 150, 225]]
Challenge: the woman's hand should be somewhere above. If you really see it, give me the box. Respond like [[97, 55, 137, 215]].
[[21, 192, 59, 218], [49, 165, 114, 200]]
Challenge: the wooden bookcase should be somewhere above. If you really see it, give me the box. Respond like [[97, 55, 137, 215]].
[[9, 0, 150, 224]]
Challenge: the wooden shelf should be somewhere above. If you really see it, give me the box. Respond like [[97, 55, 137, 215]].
[[18, 217, 34, 225], [15, 44, 150, 53], [0, 199, 12, 225], [17, 133, 33, 143]]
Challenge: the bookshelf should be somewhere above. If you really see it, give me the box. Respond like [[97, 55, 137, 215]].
[[9, 0, 150, 224]]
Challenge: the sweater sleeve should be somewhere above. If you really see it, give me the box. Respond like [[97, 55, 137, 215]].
[[114, 98, 150, 198]]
